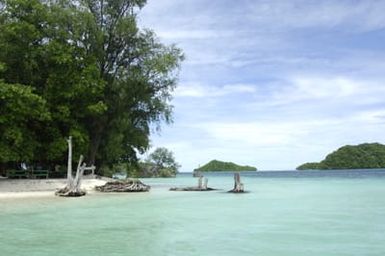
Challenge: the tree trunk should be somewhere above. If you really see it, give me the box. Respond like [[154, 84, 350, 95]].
[[66, 136, 73, 187], [203, 177, 208, 189], [56, 137, 87, 197], [88, 124, 104, 165], [56, 156, 87, 197], [229, 173, 244, 193], [197, 176, 203, 189]]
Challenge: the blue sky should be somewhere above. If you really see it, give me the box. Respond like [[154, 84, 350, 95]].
[[138, 0, 385, 171]]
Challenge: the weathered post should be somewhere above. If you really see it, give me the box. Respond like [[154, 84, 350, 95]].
[[56, 136, 93, 197], [198, 176, 203, 189], [229, 173, 244, 193], [66, 136, 73, 187], [203, 177, 208, 189]]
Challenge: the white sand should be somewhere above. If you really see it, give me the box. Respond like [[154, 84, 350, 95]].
[[0, 176, 109, 199]]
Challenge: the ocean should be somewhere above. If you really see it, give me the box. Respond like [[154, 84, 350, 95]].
[[1, 169, 385, 256]]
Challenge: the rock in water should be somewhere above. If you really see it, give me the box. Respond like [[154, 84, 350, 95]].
[[95, 179, 150, 192]]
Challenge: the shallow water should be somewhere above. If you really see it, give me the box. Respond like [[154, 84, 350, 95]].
[[1, 170, 385, 256]]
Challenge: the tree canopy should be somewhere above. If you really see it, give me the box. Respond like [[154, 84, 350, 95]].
[[297, 143, 385, 170], [143, 147, 180, 177], [0, 82, 50, 163], [0, 0, 183, 172]]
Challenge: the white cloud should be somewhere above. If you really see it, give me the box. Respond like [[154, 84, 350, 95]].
[[199, 121, 309, 147], [157, 29, 234, 40], [269, 76, 385, 105], [355, 109, 385, 124], [174, 83, 258, 98]]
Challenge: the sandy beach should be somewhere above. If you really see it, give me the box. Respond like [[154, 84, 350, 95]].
[[0, 176, 109, 199]]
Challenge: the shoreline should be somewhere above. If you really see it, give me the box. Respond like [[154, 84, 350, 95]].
[[0, 176, 109, 199]]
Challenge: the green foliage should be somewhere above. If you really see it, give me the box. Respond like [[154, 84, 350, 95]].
[[296, 143, 385, 170], [0, 82, 50, 162], [143, 147, 180, 177], [99, 163, 128, 178], [195, 160, 257, 172], [0, 0, 183, 169], [296, 162, 322, 170], [98, 147, 180, 178], [147, 147, 180, 171]]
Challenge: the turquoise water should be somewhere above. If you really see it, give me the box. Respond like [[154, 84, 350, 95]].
[[1, 170, 385, 256]]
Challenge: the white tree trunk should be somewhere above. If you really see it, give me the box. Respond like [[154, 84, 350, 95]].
[[66, 136, 73, 188], [203, 177, 208, 189], [197, 176, 203, 189], [56, 137, 87, 197], [230, 173, 244, 193]]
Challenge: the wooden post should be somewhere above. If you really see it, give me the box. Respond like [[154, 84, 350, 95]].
[[66, 136, 73, 187], [231, 173, 244, 192], [56, 137, 91, 197], [234, 173, 240, 190], [203, 177, 208, 189], [198, 176, 203, 189]]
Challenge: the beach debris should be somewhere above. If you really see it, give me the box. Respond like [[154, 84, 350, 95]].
[[228, 173, 245, 193], [95, 179, 150, 192], [56, 136, 92, 197], [170, 175, 215, 191]]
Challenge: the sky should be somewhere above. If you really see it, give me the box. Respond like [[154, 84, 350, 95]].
[[137, 0, 385, 171]]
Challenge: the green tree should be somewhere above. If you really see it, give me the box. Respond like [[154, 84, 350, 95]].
[[67, 0, 184, 167], [145, 147, 180, 177], [0, 0, 97, 165], [0, 0, 183, 169], [0, 82, 50, 164]]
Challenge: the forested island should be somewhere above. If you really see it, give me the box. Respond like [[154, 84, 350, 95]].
[[297, 143, 385, 170], [195, 160, 257, 172]]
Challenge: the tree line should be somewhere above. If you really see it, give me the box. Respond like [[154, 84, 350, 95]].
[[0, 0, 183, 174]]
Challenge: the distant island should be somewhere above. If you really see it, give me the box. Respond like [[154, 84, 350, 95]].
[[297, 143, 385, 170], [194, 160, 257, 172]]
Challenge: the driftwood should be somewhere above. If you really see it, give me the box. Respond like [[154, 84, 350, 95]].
[[95, 180, 150, 192], [228, 173, 245, 193], [170, 175, 215, 191], [55, 137, 90, 197]]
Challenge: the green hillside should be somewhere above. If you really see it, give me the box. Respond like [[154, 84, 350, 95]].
[[195, 160, 257, 172], [297, 143, 385, 170]]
